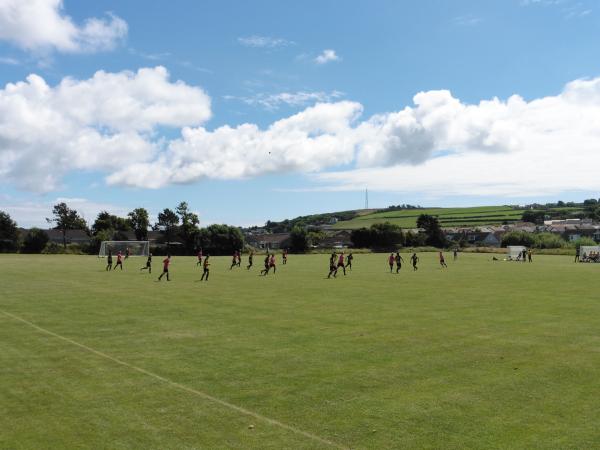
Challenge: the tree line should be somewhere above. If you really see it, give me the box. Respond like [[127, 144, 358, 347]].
[[0, 201, 243, 255]]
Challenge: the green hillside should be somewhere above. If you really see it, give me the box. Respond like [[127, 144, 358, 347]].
[[332, 205, 584, 230]]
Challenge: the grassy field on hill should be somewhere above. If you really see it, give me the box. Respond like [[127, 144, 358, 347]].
[[332, 205, 584, 229], [2, 253, 600, 449]]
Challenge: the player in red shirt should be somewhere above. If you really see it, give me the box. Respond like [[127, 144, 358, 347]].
[[158, 255, 171, 281], [269, 254, 277, 274], [439, 251, 448, 268], [230, 251, 239, 270], [388, 253, 395, 273], [337, 252, 346, 275], [196, 249, 203, 266], [236, 250, 242, 267], [114, 251, 124, 271]]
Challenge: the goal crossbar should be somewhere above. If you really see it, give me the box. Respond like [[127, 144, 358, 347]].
[[99, 241, 149, 257]]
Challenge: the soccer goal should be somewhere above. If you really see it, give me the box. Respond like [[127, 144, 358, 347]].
[[579, 245, 600, 262], [507, 246, 526, 261], [99, 241, 149, 258]]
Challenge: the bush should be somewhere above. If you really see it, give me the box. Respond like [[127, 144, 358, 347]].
[[501, 231, 536, 247], [21, 228, 49, 253], [534, 233, 566, 249], [568, 237, 597, 248]]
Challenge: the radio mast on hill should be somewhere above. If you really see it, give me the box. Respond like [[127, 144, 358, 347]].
[[365, 188, 369, 210]]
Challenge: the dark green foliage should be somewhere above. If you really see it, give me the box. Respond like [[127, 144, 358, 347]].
[[21, 228, 49, 253], [128, 208, 149, 241], [263, 210, 359, 233], [501, 231, 536, 247], [416, 214, 446, 247], [176, 201, 200, 255], [156, 208, 179, 245], [197, 224, 244, 255], [46, 202, 88, 248], [521, 210, 546, 224], [290, 226, 309, 253], [350, 222, 403, 248], [0, 211, 19, 252]]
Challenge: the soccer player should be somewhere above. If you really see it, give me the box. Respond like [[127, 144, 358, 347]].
[[260, 253, 270, 276], [269, 253, 277, 274], [230, 251, 238, 270], [327, 252, 338, 278], [337, 252, 346, 276], [200, 255, 210, 281], [453, 248, 458, 261], [196, 249, 203, 266], [346, 253, 354, 270], [158, 255, 171, 281], [575, 246, 580, 263], [106, 250, 113, 271], [114, 251, 124, 271], [411, 253, 419, 271], [125, 247, 130, 259], [522, 249, 527, 263], [140, 253, 152, 273], [236, 250, 242, 267], [282, 249, 288, 265], [395, 252, 404, 273], [388, 253, 395, 273], [527, 249, 532, 263], [439, 251, 448, 268], [247, 251, 254, 270]]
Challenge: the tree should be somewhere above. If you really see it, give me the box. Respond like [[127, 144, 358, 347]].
[[21, 228, 49, 253], [47, 202, 87, 248], [522, 210, 545, 225], [290, 226, 309, 253], [416, 214, 446, 248], [0, 211, 19, 252], [501, 231, 536, 247], [350, 227, 372, 248], [370, 222, 404, 248], [198, 224, 244, 255], [176, 202, 200, 254], [156, 208, 179, 245], [128, 208, 149, 240]]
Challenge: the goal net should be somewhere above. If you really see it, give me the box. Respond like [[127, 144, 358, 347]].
[[579, 245, 600, 262], [99, 241, 149, 257], [507, 245, 526, 260]]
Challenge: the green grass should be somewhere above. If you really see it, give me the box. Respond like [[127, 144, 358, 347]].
[[2, 253, 600, 449], [332, 205, 585, 229]]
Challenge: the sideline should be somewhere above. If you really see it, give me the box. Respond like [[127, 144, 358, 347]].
[[1, 309, 348, 450]]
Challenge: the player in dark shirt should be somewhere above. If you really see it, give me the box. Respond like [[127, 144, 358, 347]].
[[140, 253, 152, 273], [106, 250, 113, 271], [411, 253, 419, 271]]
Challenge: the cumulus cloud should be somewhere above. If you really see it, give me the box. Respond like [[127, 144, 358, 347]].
[[0, 66, 210, 191], [224, 90, 344, 110], [315, 49, 340, 64], [0, 0, 127, 53], [4, 67, 600, 199], [237, 35, 294, 48]]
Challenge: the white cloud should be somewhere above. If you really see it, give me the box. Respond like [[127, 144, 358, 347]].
[[237, 35, 294, 48], [106, 101, 363, 188], [0, 66, 210, 191], [224, 90, 344, 110], [314, 49, 340, 64], [0, 0, 127, 53], [0, 56, 19, 65], [452, 14, 482, 26], [0, 197, 130, 228], [4, 67, 600, 200]]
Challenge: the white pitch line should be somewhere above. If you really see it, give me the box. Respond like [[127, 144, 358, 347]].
[[1, 309, 348, 450]]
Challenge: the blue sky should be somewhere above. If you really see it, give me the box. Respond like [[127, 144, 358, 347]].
[[1, 0, 600, 227]]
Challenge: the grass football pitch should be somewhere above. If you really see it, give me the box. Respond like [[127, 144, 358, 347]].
[[1, 253, 600, 449]]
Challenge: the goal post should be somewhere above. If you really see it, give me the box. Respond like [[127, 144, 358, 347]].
[[506, 245, 526, 260], [99, 241, 149, 257], [579, 245, 600, 262]]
